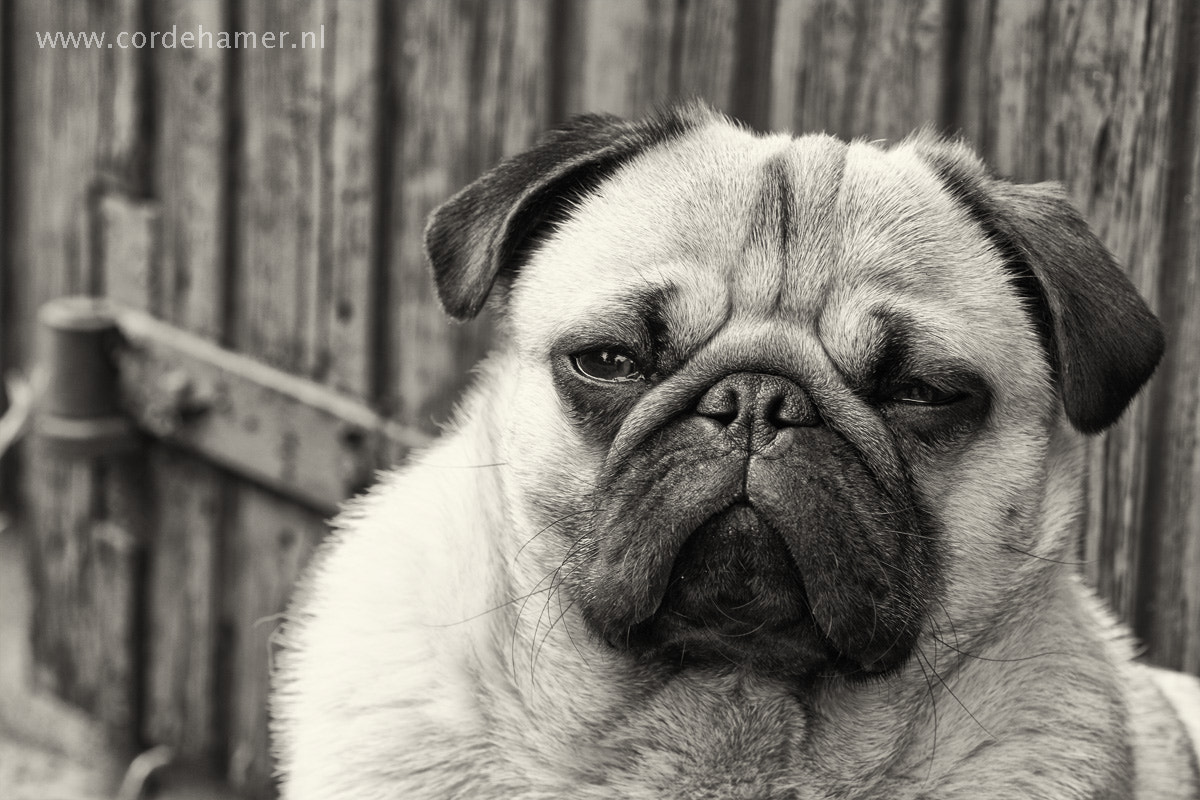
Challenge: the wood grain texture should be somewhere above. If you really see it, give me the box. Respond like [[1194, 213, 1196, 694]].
[[1142, 3, 1200, 673], [227, 3, 320, 795], [99, 194, 159, 312], [14, 0, 147, 751], [226, 2, 388, 793], [387, 0, 549, 429], [955, 0, 1050, 180], [113, 307, 425, 513], [564, 0, 741, 117], [221, 487, 325, 798], [25, 446, 137, 741], [9, 1, 107, 362], [235, 0, 379, 396], [140, 0, 230, 766], [322, 0, 381, 401], [234, 0, 324, 374], [769, 0, 947, 141], [139, 448, 224, 764], [100, 189, 228, 765], [152, 0, 228, 340]]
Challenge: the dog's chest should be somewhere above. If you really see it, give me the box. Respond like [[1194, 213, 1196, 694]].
[[496, 672, 872, 800]]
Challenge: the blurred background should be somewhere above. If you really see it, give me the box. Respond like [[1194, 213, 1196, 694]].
[[0, 1, 1197, 798]]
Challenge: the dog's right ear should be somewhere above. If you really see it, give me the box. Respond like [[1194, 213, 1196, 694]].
[[424, 104, 719, 321], [910, 136, 1164, 434]]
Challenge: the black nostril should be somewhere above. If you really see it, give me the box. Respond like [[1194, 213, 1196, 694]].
[[769, 389, 815, 427], [696, 373, 819, 431], [695, 384, 740, 425]]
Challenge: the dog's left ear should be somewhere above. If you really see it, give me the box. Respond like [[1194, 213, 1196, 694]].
[[424, 103, 719, 321], [911, 138, 1164, 434]]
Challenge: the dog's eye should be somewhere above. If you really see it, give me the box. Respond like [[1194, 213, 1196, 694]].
[[888, 381, 962, 405], [572, 349, 643, 383]]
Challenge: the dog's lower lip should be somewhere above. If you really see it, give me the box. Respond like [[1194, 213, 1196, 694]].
[[628, 504, 813, 629]]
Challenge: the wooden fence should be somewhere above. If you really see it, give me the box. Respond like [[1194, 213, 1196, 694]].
[[1, 1, 1197, 796]]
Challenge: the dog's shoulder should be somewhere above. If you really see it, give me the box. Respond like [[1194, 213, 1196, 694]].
[[1079, 583, 1200, 797], [272, 406, 512, 798], [1126, 664, 1200, 799]]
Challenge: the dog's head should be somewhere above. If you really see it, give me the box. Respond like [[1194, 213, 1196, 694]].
[[424, 104, 1162, 682]]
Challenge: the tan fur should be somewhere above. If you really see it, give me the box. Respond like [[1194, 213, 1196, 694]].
[[273, 114, 1200, 799]]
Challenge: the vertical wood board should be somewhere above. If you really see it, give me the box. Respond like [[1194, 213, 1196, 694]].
[[387, 0, 549, 429], [323, 0, 381, 401], [769, 0, 948, 140], [221, 487, 325, 797], [152, 0, 228, 340], [1143, 3, 1200, 673], [563, 0, 743, 118], [233, 0, 324, 375], [14, 0, 148, 753], [138, 0, 231, 765]]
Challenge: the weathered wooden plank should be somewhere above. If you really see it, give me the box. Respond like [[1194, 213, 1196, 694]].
[[99, 194, 159, 312], [10, 1, 106, 361], [14, 0, 147, 750], [728, 0, 776, 129], [1142, 4, 1200, 674], [235, 0, 380, 396], [140, 447, 224, 764], [234, 0, 324, 374], [388, 0, 549, 429], [954, 0, 1049, 180], [138, 0, 231, 768], [943, 0, 987, 148], [153, 0, 228, 340], [0, 529, 122, 799], [92, 0, 154, 756], [323, 0, 381, 400], [227, 2, 324, 793], [563, 0, 741, 118], [25, 445, 138, 740], [226, 2, 389, 794], [668, 0, 743, 112], [563, 0, 674, 116], [769, 0, 947, 141], [89, 194, 159, 755], [222, 488, 326, 798], [474, 0, 553, 164], [99, 191, 227, 765], [114, 306, 428, 514]]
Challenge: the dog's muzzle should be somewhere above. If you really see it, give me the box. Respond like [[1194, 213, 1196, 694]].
[[576, 371, 937, 681]]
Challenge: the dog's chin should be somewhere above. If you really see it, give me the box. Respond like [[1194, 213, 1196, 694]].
[[617, 505, 911, 682]]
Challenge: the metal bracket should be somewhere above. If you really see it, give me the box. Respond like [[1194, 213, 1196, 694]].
[[35, 297, 140, 456], [35, 296, 429, 514]]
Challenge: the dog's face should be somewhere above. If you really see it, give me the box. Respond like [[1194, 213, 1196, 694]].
[[425, 105, 1162, 683]]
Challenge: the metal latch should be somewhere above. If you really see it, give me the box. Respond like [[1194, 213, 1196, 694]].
[[34, 296, 429, 514]]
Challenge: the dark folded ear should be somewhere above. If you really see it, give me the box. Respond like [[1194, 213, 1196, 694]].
[[912, 138, 1164, 434], [424, 103, 719, 321]]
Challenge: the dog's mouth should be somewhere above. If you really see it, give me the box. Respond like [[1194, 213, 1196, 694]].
[[572, 416, 938, 683], [621, 503, 854, 679]]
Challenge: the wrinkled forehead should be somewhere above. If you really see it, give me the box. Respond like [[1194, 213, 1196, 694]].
[[512, 122, 1024, 374]]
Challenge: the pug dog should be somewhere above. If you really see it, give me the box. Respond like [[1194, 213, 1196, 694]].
[[272, 103, 1200, 799]]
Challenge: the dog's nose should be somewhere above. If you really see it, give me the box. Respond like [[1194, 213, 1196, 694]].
[[695, 373, 819, 444]]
